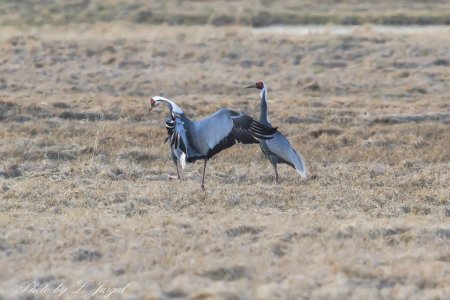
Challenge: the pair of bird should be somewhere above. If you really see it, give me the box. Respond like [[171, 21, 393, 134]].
[[149, 82, 306, 190]]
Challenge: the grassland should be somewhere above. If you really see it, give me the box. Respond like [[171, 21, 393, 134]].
[[0, 21, 449, 300], [1, 0, 450, 27]]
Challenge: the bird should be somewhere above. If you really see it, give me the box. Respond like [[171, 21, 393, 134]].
[[246, 82, 306, 183], [149, 96, 278, 190]]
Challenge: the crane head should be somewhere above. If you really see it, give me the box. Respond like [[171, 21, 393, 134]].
[[245, 82, 265, 90], [148, 97, 158, 113], [148, 96, 184, 116]]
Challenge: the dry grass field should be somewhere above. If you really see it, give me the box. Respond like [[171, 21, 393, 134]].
[[2, 0, 450, 27], [0, 13, 450, 300]]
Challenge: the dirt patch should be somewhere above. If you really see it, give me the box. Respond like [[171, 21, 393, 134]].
[[202, 266, 249, 281], [225, 226, 265, 237], [371, 113, 449, 125], [59, 111, 119, 121], [0, 101, 15, 120], [71, 249, 102, 262]]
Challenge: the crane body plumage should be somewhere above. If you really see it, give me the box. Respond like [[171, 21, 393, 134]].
[[247, 82, 307, 183]]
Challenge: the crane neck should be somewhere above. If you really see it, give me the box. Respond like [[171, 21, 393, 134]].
[[153, 96, 184, 117], [259, 86, 271, 126]]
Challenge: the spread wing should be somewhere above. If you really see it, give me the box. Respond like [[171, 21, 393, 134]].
[[230, 111, 277, 143], [194, 109, 277, 158]]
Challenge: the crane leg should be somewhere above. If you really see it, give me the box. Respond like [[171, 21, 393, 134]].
[[273, 163, 279, 184], [175, 160, 180, 179], [269, 155, 279, 184], [170, 151, 180, 179], [201, 159, 208, 191]]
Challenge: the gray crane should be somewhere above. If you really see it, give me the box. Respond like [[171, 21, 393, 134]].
[[149, 96, 278, 190], [246, 82, 306, 183]]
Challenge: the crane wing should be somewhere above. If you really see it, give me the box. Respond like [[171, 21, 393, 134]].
[[164, 117, 175, 144], [266, 133, 307, 177], [165, 116, 199, 162], [230, 111, 277, 143], [193, 109, 277, 158]]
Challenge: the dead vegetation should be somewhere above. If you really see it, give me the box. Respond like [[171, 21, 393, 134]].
[[0, 24, 449, 299], [2, 0, 450, 27]]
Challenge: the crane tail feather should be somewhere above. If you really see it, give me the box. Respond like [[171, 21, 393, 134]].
[[292, 149, 307, 178], [180, 152, 187, 169]]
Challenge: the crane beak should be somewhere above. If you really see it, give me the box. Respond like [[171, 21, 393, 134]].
[[147, 103, 156, 114], [245, 84, 256, 89], [148, 98, 157, 114]]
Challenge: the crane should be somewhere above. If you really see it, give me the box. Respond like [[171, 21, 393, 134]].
[[246, 82, 306, 183]]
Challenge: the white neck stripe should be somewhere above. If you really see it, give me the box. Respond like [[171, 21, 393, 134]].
[[153, 96, 184, 115]]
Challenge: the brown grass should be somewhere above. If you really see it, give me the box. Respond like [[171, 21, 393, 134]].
[[2, 0, 450, 26], [0, 24, 449, 299]]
